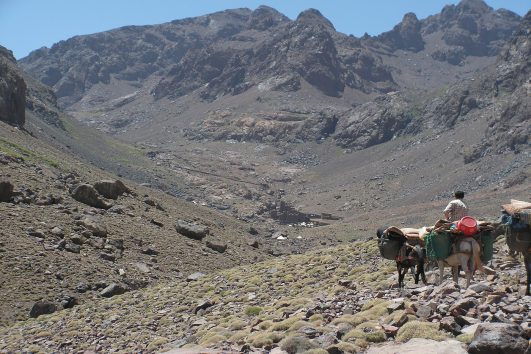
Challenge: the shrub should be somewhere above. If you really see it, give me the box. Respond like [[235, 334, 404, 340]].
[[396, 321, 449, 342], [279, 335, 316, 354], [245, 306, 263, 316]]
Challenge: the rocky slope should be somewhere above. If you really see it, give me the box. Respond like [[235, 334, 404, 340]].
[[0, 120, 278, 326], [0, 238, 529, 353]]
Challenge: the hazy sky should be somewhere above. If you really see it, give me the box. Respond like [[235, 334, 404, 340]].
[[0, 0, 528, 59]]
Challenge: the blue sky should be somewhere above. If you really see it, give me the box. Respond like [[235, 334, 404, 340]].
[[0, 0, 528, 59]]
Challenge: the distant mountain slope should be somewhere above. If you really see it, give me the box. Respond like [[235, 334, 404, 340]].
[[18, 1, 520, 146]]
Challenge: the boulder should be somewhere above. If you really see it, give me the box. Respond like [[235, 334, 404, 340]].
[[100, 283, 126, 298], [29, 300, 57, 318], [71, 184, 112, 209], [205, 239, 228, 253], [0, 180, 14, 202], [78, 215, 107, 237], [194, 299, 214, 314], [439, 316, 462, 336], [366, 338, 467, 354], [93, 180, 129, 200], [468, 323, 529, 354], [449, 298, 479, 316], [186, 272, 205, 282], [175, 220, 209, 240]]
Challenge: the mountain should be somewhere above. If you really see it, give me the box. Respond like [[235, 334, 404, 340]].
[[18, 2, 520, 144], [13, 1, 529, 232], [0, 2, 530, 353]]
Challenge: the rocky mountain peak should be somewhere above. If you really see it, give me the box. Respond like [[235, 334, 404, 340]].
[[456, 0, 492, 16], [295, 9, 335, 30], [377, 12, 424, 52], [248, 5, 289, 30]]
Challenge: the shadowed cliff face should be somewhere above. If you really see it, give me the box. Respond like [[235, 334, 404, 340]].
[[0, 46, 26, 126]]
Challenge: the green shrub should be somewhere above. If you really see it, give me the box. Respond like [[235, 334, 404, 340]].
[[245, 306, 263, 316], [279, 335, 316, 354], [396, 321, 449, 342]]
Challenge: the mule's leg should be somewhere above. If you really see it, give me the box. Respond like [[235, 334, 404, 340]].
[[438, 261, 444, 285], [460, 255, 471, 288], [525, 253, 531, 296], [419, 261, 427, 285], [414, 261, 420, 284], [397, 263, 403, 288], [452, 266, 459, 285]]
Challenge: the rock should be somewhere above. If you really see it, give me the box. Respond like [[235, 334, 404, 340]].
[[365, 338, 467, 354], [78, 215, 107, 237], [64, 242, 81, 253], [313, 333, 337, 347], [141, 247, 159, 256], [93, 180, 129, 199], [412, 303, 433, 319], [249, 226, 259, 235], [449, 298, 479, 316], [50, 227, 64, 237], [455, 315, 479, 327], [29, 301, 57, 318], [186, 272, 205, 281], [150, 219, 164, 227], [468, 323, 528, 354], [28, 229, 46, 239], [0, 180, 14, 202], [469, 282, 493, 293], [134, 262, 150, 273], [69, 234, 84, 245], [100, 283, 126, 298], [99, 252, 116, 262], [247, 240, 260, 248], [76, 282, 89, 293], [194, 299, 214, 314], [175, 220, 208, 240], [71, 184, 112, 209], [387, 300, 405, 313], [59, 295, 77, 309], [205, 239, 227, 253], [382, 324, 399, 337], [439, 316, 462, 336]]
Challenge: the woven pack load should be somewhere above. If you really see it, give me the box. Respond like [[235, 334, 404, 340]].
[[425, 231, 451, 260], [479, 231, 495, 262], [505, 225, 531, 254], [378, 227, 406, 260]]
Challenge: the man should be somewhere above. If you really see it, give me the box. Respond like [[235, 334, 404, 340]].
[[444, 191, 468, 222]]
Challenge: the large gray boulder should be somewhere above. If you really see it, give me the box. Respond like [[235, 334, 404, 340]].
[[99, 283, 127, 298], [468, 323, 529, 354], [71, 184, 112, 209], [205, 239, 228, 253], [0, 180, 13, 202], [366, 338, 467, 354], [78, 215, 108, 237], [175, 220, 209, 240], [29, 300, 57, 318], [93, 180, 129, 200]]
